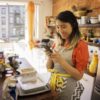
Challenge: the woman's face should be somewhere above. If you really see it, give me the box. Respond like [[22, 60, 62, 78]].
[[56, 20, 72, 39]]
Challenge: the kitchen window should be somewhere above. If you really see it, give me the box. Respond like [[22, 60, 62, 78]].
[[0, 2, 40, 42], [0, 4, 25, 41]]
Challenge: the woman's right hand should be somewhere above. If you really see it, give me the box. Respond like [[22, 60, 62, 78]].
[[45, 49, 52, 57]]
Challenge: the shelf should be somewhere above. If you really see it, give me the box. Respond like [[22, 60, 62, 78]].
[[79, 23, 100, 28], [46, 16, 56, 28], [47, 24, 100, 28], [47, 25, 55, 28], [88, 42, 100, 47]]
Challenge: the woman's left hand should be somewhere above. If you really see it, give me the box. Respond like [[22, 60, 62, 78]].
[[50, 50, 65, 64]]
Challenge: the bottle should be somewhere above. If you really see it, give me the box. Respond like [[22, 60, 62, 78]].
[[8, 84, 17, 100], [87, 29, 94, 42], [8, 77, 18, 100], [2, 76, 18, 100], [88, 51, 98, 76], [89, 50, 93, 63], [90, 29, 94, 38]]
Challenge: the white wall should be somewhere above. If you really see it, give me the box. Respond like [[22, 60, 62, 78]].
[[38, 0, 52, 39]]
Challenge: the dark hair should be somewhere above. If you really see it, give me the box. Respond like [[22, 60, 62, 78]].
[[56, 10, 81, 47]]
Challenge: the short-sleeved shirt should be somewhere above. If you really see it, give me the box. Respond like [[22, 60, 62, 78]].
[[72, 40, 89, 73]]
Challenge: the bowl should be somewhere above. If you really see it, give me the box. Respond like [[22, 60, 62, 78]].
[[90, 17, 99, 24]]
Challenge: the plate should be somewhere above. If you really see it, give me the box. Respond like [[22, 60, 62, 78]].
[[17, 76, 47, 91]]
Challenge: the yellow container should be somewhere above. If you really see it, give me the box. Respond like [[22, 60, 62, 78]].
[[89, 51, 98, 74]]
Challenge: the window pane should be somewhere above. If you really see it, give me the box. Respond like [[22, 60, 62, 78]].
[[0, 4, 25, 41], [1, 17, 6, 25]]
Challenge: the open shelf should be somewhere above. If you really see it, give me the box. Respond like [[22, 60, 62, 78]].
[[79, 23, 100, 28], [88, 42, 100, 47]]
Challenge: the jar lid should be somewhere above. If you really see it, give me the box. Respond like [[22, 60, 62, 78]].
[[5, 67, 12, 70], [5, 74, 12, 77], [7, 70, 13, 74]]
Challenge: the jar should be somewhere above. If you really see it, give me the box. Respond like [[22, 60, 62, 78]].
[[98, 14, 100, 22], [81, 16, 87, 24]]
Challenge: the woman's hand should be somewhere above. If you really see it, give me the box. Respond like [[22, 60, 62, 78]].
[[50, 50, 65, 64], [50, 50, 83, 80], [45, 49, 52, 57]]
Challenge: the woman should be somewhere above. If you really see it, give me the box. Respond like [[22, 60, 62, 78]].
[[46, 11, 89, 100]]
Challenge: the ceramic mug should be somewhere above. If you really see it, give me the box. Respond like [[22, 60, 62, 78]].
[[81, 16, 87, 24], [98, 14, 100, 22]]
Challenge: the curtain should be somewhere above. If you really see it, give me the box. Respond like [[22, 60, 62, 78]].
[[27, 0, 35, 50]]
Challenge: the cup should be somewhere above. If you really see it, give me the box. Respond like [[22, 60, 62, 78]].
[[98, 14, 100, 22], [81, 16, 87, 24]]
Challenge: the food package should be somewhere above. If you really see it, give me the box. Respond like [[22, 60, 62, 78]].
[[18, 67, 37, 83]]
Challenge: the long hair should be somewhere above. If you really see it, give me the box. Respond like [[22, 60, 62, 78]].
[[56, 10, 81, 48]]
